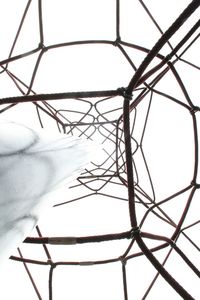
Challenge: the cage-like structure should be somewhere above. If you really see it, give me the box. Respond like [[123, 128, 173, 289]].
[[0, 0, 200, 299]]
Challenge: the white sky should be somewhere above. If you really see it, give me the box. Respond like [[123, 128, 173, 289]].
[[0, 0, 200, 299]]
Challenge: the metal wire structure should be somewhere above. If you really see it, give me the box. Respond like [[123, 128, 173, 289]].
[[0, 0, 200, 299]]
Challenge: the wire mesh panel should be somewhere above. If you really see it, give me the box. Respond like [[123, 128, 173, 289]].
[[0, 0, 200, 299]]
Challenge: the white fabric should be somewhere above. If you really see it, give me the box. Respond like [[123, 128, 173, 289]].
[[0, 120, 95, 264]]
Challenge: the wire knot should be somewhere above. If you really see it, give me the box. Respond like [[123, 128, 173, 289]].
[[191, 180, 200, 189], [190, 105, 200, 115], [113, 37, 121, 46], [118, 87, 133, 100], [39, 43, 48, 52], [119, 256, 127, 266], [130, 226, 140, 238], [170, 240, 176, 248]]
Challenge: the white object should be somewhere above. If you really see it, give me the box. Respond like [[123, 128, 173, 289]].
[[0, 120, 95, 264]]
